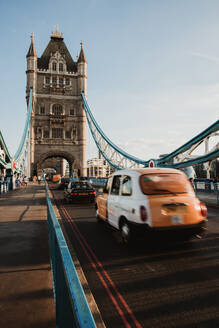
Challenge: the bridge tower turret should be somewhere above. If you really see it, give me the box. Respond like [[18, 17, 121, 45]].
[[26, 33, 37, 175], [77, 41, 87, 96], [26, 33, 37, 101]]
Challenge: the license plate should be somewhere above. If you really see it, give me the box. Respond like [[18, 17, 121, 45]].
[[79, 193, 88, 195], [172, 215, 183, 225]]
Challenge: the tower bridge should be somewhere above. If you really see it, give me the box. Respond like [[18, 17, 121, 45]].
[[0, 29, 218, 182], [0, 29, 219, 328]]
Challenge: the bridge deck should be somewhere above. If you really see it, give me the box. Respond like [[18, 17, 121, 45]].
[[0, 182, 56, 328]]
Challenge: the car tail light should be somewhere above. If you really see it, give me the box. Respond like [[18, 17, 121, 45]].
[[71, 192, 78, 196], [200, 201, 207, 217], [140, 205, 148, 221], [89, 191, 96, 195]]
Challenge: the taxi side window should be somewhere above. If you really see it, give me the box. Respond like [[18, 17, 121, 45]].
[[111, 176, 121, 195], [121, 176, 132, 196]]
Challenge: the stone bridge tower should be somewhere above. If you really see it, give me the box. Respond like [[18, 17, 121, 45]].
[[26, 28, 87, 177]]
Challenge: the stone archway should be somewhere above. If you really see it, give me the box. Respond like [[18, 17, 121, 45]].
[[36, 150, 76, 177]]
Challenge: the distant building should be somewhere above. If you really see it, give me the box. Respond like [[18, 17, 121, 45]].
[[87, 157, 114, 177]]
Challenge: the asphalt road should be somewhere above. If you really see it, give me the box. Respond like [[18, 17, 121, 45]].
[[53, 187, 219, 328]]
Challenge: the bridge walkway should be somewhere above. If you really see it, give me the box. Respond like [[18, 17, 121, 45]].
[[0, 182, 56, 328]]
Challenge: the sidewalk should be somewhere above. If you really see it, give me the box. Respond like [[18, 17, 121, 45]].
[[0, 182, 56, 328]]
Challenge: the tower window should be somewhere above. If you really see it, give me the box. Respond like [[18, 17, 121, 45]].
[[59, 63, 63, 72], [52, 62, 57, 71], [73, 128, 77, 137], [65, 78, 70, 85], [52, 77, 57, 85], [65, 130, 71, 139], [43, 130, 49, 138], [59, 78, 63, 85], [45, 77, 50, 84], [52, 128, 63, 138], [70, 109, 75, 116], [52, 104, 63, 115], [40, 106, 45, 114]]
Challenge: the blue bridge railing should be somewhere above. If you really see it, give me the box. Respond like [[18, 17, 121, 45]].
[[45, 181, 97, 328]]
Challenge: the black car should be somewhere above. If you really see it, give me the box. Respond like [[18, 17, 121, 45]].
[[64, 181, 96, 203]]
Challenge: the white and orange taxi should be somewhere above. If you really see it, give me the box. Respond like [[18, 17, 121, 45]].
[[96, 168, 207, 243]]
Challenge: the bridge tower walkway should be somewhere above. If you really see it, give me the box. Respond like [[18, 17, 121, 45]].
[[0, 182, 56, 328]]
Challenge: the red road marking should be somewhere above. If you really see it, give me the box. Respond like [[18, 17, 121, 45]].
[[52, 189, 142, 328]]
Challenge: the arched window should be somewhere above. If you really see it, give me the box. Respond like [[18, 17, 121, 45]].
[[52, 62, 57, 71], [52, 104, 63, 115], [59, 63, 63, 72], [59, 78, 63, 85], [70, 108, 75, 116], [40, 106, 45, 114]]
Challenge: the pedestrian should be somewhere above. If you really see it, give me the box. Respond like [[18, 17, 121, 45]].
[[23, 176, 28, 187], [189, 177, 195, 189], [37, 175, 41, 185], [19, 176, 23, 186]]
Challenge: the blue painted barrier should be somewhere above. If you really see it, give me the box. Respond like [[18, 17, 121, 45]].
[[45, 181, 96, 328], [194, 181, 219, 205], [194, 179, 216, 192]]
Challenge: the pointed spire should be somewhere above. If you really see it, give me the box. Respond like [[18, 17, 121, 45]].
[[26, 33, 37, 57], [77, 41, 87, 63], [51, 25, 63, 39]]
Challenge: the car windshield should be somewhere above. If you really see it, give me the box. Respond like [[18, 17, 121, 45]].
[[70, 182, 92, 190], [139, 173, 193, 195]]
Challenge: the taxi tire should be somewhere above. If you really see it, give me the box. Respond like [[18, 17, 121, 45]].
[[66, 196, 71, 204], [120, 219, 132, 244], [96, 214, 102, 223]]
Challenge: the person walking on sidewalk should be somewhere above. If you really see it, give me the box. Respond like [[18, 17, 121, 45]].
[[23, 176, 28, 187], [189, 177, 195, 189], [37, 175, 41, 185]]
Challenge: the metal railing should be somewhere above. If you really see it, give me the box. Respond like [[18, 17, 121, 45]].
[[45, 181, 96, 328], [194, 181, 219, 192], [194, 181, 219, 206]]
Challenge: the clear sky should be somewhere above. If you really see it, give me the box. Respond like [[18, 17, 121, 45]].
[[0, 0, 218, 161]]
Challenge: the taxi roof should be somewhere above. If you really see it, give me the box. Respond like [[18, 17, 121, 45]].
[[113, 167, 184, 176]]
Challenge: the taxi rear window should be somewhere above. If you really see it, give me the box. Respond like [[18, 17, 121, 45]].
[[139, 173, 192, 195]]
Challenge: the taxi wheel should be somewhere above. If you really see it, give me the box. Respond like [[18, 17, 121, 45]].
[[120, 220, 132, 244], [96, 207, 102, 223], [96, 214, 102, 223], [66, 196, 71, 204]]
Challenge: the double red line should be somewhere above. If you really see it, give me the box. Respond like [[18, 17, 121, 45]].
[[52, 190, 142, 328]]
